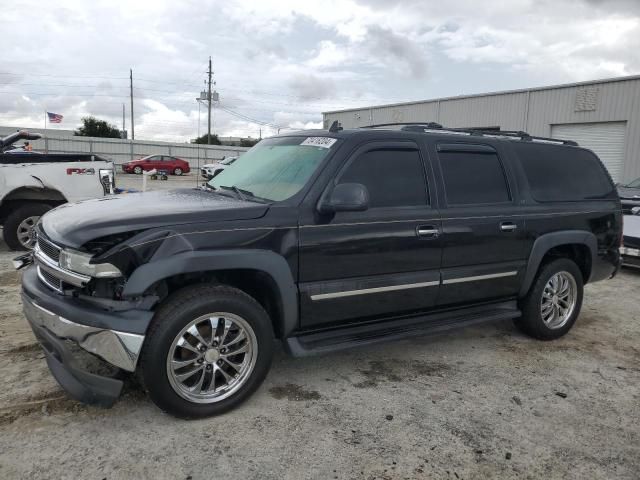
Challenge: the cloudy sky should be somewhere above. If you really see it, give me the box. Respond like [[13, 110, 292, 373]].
[[2, 0, 639, 142]]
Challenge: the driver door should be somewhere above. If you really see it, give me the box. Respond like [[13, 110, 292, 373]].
[[298, 141, 442, 328]]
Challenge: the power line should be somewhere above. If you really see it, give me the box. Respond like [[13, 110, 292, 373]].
[[0, 72, 129, 80], [0, 71, 390, 103]]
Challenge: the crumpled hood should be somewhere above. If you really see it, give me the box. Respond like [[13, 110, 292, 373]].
[[41, 188, 269, 248], [617, 186, 640, 199]]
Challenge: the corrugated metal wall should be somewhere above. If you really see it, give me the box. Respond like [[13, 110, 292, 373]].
[[323, 76, 640, 182]]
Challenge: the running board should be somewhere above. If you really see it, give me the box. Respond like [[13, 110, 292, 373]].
[[284, 301, 520, 357]]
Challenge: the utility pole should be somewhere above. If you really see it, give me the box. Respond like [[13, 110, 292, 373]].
[[122, 103, 126, 139], [130, 68, 135, 140], [207, 57, 213, 145]]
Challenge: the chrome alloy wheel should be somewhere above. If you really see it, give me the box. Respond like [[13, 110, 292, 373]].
[[166, 313, 257, 403], [540, 271, 577, 329], [17, 216, 40, 249]]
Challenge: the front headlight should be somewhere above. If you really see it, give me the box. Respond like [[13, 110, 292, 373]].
[[59, 249, 122, 278]]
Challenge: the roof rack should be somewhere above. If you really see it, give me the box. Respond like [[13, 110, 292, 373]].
[[359, 122, 578, 146]]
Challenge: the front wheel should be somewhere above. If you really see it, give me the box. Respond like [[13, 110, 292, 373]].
[[133, 166, 143, 174], [516, 258, 584, 340], [139, 284, 274, 418]]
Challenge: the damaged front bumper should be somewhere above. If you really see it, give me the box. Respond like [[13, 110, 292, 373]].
[[21, 266, 153, 407]]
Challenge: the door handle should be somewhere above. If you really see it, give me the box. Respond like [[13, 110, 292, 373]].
[[500, 222, 517, 232], [417, 226, 439, 238]]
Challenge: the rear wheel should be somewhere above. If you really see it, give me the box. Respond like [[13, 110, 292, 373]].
[[139, 284, 274, 418], [173, 167, 183, 176], [3, 203, 52, 250], [516, 258, 583, 340], [133, 166, 143, 174]]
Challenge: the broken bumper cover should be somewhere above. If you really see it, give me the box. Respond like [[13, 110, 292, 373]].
[[21, 266, 150, 407]]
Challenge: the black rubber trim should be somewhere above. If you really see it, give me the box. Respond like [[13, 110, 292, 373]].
[[437, 143, 496, 154], [520, 230, 597, 297], [29, 320, 123, 408], [22, 266, 153, 335], [122, 249, 299, 337]]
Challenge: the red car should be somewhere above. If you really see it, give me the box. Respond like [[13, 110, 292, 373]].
[[122, 155, 190, 175]]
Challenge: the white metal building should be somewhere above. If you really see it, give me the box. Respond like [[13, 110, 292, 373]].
[[323, 75, 640, 183]]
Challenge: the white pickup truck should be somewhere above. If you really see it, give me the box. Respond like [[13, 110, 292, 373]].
[[0, 131, 115, 250]]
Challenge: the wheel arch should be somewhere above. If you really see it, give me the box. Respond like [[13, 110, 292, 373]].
[[0, 187, 66, 223], [122, 250, 298, 338], [519, 230, 596, 297]]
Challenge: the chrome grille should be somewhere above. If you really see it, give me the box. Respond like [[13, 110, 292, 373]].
[[37, 266, 63, 293], [37, 235, 61, 262]]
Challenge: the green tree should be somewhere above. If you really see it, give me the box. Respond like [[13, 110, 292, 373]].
[[240, 138, 260, 147], [74, 116, 122, 138], [194, 133, 221, 145]]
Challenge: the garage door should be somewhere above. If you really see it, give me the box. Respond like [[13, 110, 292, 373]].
[[551, 122, 626, 182]]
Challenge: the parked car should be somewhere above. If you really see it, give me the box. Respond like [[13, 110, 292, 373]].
[[617, 177, 640, 214], [17, 123, 622, 418], [621, 207, 640, 269], [1, 130, 115, 250], [200, 156, 238, 180], [122, 155, 190, 175]]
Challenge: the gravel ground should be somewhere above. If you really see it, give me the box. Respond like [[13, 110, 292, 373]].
[[0, 207, 638, 479]]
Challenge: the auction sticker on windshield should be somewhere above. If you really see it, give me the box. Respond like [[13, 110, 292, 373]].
[[300, 137, 337, 149]]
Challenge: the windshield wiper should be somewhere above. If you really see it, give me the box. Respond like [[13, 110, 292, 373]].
[[216, 185, 270, 203], [220, 185, 247, 201]]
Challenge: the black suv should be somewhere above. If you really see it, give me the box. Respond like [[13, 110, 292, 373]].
[[17, 123, 622, 418]]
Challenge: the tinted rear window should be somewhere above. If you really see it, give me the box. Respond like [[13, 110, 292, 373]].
[[517, 144, 615, 202], [438, 150, 511, 205]]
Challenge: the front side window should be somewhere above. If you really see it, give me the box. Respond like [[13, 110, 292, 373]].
[[338, 148, 428, 208], [208, 136, 336, 201], [438, 149, 511, 205]]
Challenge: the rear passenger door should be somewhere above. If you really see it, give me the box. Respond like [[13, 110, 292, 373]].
[[298, 141, 441, 328], [431, 142, 527, 306]]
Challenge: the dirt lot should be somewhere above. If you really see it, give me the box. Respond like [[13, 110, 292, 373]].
[[0, 206, 638, 479]]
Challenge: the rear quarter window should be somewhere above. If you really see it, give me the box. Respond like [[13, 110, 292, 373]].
[[516, 143, 616, 202]]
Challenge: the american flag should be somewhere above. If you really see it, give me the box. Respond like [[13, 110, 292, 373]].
[[47, 112, 63, 123]]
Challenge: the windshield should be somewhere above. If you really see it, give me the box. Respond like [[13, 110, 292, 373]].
[[208, 136, 337, 201], [221, 157, 237, 165], [626, 177, 640, 188]]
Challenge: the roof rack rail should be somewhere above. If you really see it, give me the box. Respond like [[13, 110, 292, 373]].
[[360, 122, 443, 129], [358, 122, 578, 146]]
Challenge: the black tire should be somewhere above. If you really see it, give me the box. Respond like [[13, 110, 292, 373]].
[[173, 167, 183, 176], [133, 166, 143, 174], [516, 258, 584, 340], [139, 284, 274, 418], [3, 203, 52, 250]]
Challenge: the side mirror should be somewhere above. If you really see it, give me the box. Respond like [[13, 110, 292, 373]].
[[318, 183, 369, 214]]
